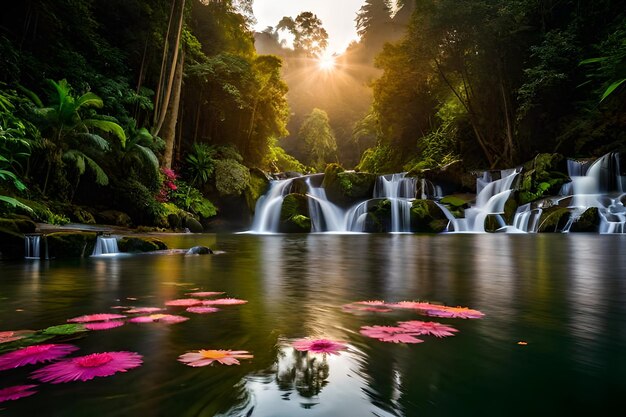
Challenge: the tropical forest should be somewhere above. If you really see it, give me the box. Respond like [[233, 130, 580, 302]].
[[0, 1, 625, 416]]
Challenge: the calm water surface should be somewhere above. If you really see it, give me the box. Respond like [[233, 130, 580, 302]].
[[0, 234, 625, 416]]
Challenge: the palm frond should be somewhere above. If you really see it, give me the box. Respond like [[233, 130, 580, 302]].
[[75, 133, 111, 151], [135, 144, 159, 171], [63, 150, 86, 175], [0, 195, 33, 212], [77, 92, 104, 109], [17, 84, 44, 108], [84, 119, 126, 147], [82, 154, 109, 186]]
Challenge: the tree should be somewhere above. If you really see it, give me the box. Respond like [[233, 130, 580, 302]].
[[277, 12, 329, 58], [298, 108, 337, 171]]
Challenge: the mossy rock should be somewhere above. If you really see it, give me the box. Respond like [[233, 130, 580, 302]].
[[280, 193, 311, 233], [321, 163, 345, 189], [537, 207, 571, 233], [420, 160, 477, 194], [365, 199, 392, 232], [69, 206, 96, 225], [184, 217, 204, 233], [410, 199, 448, 233], [46, 232, 97, 258], [0, 217, 37, 234], [96, 210, 132, 227], [324, 167, 377, 206], [289, 177, 310, 195], [118, 237, 168, 253], [570, 207, 600, 232], [519, 153, 569, 205], [245, 168, 270, 213]]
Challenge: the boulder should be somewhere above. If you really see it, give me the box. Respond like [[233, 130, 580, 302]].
[[184, 217, 204, 233], [96, 210, 132, 227], [364, 199, 392, 233], [537, 207, 571, 233], [0, 217, 37, 234], [410, 199, 449, 233], [323, 164, 377, 206], [518, 153, 569, 204], [570, 207, 600, 232], [118, 237, 168, 253], [186, 246, 213, 255], [46, 232, 97, 258], [418, 160, 477, 194]]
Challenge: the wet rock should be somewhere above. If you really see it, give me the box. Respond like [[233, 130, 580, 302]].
[[570, 207, 600, 233], [97, 210, 132, 227], [118, 237, 168, 253], [418, 160, 477, 194], [519, 153, 569, 205], [0, 217, 37, 234], [280, 193, 311, 233], [184, 217, 204, 233], [410, 199, 449, 233], [46, 232, 97, 258], [364, 199, 392, 232], [186, 246, 213, 255], [537, 207, 571, 233], [167, 213, 181, 230], [323, 164, 377, 206]]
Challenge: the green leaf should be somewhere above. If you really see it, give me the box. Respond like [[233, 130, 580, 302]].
[[579, 57, 607, 65], [600, 79, 626, 102], [135, 144, 159, 171], [76, 133, 111, 151], [82, 154, 109, 186], [42, 324, 88, 335], [76, 92, 104, 109], [84, 119, 126, 147], [0, 334, 55, 354], [0, 195, 33, 212]]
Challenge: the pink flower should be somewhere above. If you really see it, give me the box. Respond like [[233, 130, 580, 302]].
[[161, 168, 177, 180], [292, 338, 347, 355], [425, 306, 485, 319], [165, 299, 203, 307], [0, 344, 79, 371], [67, 314, 126, 323], [30, 351, 143, 383], [398, 321, 459, 338], [167, 182, 177, 191], [84, 321, 125, 331], [387, 301, 441, 310], [178, 349, 253, 367], [185, 291, 224, 298], [186, 307, 219, 314], [125, 307, 164, 314], [359, 326, 424, 344], [201, 298, 248, 306], [129, 314, 189, 324], [0, 385, 38, 403], [355, 300, 387, 306], [0, 330, 34, 344]]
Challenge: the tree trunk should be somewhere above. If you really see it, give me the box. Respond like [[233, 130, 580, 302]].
[[152, 0, 176, 126], [161, 50, 184, 169]]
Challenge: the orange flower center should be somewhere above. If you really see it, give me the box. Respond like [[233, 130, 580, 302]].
[[199, 350, 229, 359]]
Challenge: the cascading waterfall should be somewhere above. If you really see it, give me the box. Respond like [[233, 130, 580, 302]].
[[305, 176, 345, 232], [445, 168, 521, 233], [250, 178, 296, 233], [512, 204, 543, 233], [374, 173, 417, 233], [25, 234, 41, 259], [92, 236, 119, 256]]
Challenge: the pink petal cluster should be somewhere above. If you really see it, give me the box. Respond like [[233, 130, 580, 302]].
[[387, 301, 442, 310], [292, 338, 347, 355], [0, 344, 79, 371], [125, 307, 164, 314], [67, 314, 126, 323], [201, 298, 248, 306], [360, 326, 424, 344], [0, 385, 38, 402], [84, 321, 125, 331], [178, 349, 253, 367], [186, 307, 219, 314], [423, 306, 485, 319], [164, 299, 203, 307], [342, 304, 392, 313], [398, 321, 459, 338], [185, 291, 224, 298], [129, 314, 188, 324], [30, 351, 143, 383]]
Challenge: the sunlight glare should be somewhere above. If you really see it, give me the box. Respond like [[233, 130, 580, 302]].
[[318, 54, 336, 71]]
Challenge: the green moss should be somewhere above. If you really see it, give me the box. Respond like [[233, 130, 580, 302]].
[[519, 153, 569, 204], [321, 163, 345, 188], [245, 169, 270, 212], [215, 159, 251, 197], [46, 231, 97, 258], [118, 237, 168, 252], [570, 207, 599, 232], [410, 199, 448, 233], [439, 195, 469, 207], [280, 193, 311, 233]]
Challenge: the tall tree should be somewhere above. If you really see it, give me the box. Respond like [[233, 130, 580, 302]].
[[277, 12, 329, 58], [298, 108, 337, 170]]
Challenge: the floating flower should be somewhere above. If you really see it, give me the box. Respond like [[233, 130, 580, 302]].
[[164, 299, 203, 307], [355, 300, 387, 306], [387, 301, 442, 310], [0, 344, 79, 371], [178, 349, 253, 367], [129, 314, 188, 324], [84, 321, 125, 331], [0, 385, 38, 402], [398, 321, 459, 338], [67, 314, 126, 323], [292, 338, 347, 355], [201, 298, 248, 306], [360, 326, 424, 344], [0, 330, 34, 344], [424, 306, 485, 319], [185, 291, 224, 298], [186, 307, 219, 314], [125, 307, 164, 314], [30, 351, 143, 383]]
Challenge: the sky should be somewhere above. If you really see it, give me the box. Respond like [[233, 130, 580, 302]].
[[252, 0, 368, 55]]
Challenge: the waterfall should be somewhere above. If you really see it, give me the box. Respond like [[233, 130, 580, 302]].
[[250, 178, 296, 233], [25, 234, 41, 259], [448, 169, 520, 233], [306, 177, 345, 232], [374, 173, 417, 233], [512, 204, 543, 233], [92, 236, 119, 256], [598, 194, 626, 234]]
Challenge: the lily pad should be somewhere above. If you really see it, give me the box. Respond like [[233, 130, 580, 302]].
[[42, 324, 88, 336]]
